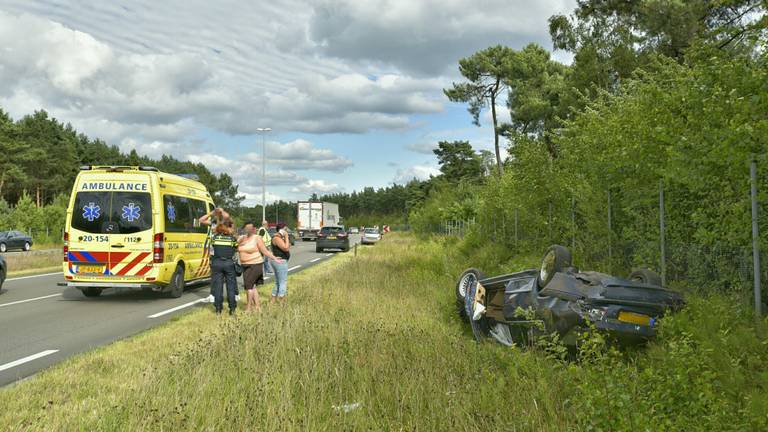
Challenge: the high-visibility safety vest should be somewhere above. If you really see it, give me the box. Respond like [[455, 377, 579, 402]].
[[258, 227, 272, 248], [210, 233, 238, 259]]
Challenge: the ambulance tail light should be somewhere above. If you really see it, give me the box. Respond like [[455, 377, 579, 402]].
[[63, 232, 69, 262], [153, 233, 164, 263]]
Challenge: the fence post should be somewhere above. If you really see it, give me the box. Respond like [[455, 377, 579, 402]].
[[571, 195, 576, 250], [548, 202, 553, 243], [659, 180, 667, 286], [750, 158, 762, 317], [607, 190, 612, 268], [514, 208, 519, 248]]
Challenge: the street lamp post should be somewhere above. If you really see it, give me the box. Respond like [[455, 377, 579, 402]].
[[255, 127, 271, 222]]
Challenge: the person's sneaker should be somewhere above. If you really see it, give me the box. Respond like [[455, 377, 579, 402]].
[[204, 294, 215, 303], [235, 295, 241, 302]]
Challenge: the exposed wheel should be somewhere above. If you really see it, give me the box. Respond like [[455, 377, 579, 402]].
[[463, 272, 492, 342], [629, 268, 663, 287], [456, 268, 486, 321], [0, 243, 6, 253], [24, 242, 31, 252], [166, 265, 185, 298], [538, 245, 572, 289], [82, 287, 102, 297]]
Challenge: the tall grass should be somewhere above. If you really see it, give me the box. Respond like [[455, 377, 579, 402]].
[[1, 233, 766, 430]]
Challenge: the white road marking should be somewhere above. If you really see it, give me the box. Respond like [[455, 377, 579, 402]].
[[310, 258, 321, 263], [0, 293, 61, 308], [147, 298, 206, 318], [288, 265, 301, 272], [325, 253, 332, 257], [6, 272, 61, 282], [0, 350, 59, 373]]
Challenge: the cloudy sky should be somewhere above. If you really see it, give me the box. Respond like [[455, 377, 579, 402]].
[[0, 0, 574, 205]]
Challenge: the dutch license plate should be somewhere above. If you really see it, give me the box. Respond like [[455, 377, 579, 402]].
[[78, 265, 104, 274], [328, 236, 337, 240], [618, 311, 651, 326]]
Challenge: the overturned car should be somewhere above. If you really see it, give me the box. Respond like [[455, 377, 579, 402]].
[[456, 245, 684, 347]]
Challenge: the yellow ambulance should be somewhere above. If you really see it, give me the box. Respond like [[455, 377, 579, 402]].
[[59, 166, 215, 298]]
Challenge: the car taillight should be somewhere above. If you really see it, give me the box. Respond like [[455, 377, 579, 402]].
[[153, 233, 164, 263], [317, 232, 325, 237], [338, 232, 348, 237], [63, 232, 69, 262]]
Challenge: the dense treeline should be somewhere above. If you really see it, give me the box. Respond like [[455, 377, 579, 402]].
[[412, 1, 768, 291], [0, 109, 244, 208]]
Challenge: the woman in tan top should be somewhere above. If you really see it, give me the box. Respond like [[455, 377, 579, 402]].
[[238, 221, 283, 312]]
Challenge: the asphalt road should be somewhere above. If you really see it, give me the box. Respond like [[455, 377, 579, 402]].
[[0, 235, 361, 387]]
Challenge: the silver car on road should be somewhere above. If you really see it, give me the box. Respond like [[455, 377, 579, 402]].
[[361, 228, 381, 245]]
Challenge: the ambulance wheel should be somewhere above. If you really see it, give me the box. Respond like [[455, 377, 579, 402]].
[[82, 287, 102, 297], [167, 265, 185, 298]]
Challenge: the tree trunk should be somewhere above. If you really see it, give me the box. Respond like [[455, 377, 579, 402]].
[[36, 186, 41, 208], [490, 81, 504, 177]]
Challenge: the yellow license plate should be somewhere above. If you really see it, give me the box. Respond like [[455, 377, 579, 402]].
[[328, 236, 337, 240], [78, 265, 105, 274], [618, 311, 652, 326]]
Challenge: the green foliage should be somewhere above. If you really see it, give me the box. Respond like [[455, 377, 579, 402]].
[[432, 140, 484, 181]]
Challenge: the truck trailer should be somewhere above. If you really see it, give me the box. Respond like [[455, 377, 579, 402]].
[[297, 201, 340, 241]]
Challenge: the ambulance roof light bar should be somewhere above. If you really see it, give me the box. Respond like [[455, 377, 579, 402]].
[[79, 165, 159, 172]]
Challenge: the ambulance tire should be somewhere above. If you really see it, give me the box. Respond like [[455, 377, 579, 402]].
[[82, 287, 102, 297], [167, 265, 185, 298]]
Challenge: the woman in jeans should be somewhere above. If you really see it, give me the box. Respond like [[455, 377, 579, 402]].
[[238, 221, 283, 312], [270, 222, 291, 306]]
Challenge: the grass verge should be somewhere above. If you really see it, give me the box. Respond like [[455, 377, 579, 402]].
[[3, 250, 61, 276], [1, 233, 767, 430]]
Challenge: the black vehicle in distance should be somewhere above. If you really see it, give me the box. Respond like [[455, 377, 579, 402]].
[[0, 230, 34, 252]]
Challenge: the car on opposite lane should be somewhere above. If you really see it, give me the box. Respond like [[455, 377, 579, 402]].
[[361, 227, 381, 245], [349, 227, 359, 234], [0, 230, 34, 252], [316, 225, 349, 252]]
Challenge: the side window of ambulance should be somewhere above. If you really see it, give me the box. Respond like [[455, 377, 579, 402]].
[[72, 192, 110, 234], [112, 192, 153, 234], [189, 199, 210, 234], [164, 195, 191, 233]]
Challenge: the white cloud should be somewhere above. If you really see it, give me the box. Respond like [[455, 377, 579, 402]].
[[306, 0, 575, 75], [290, 179, 343, 194], [393, 164, 439, 184]]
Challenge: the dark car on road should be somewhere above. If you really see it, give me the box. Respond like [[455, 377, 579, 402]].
[[457, 245, 684, 348], [0, 255, 6, 291], [268, 227, 296, 246], [316, 225, 349, 252], [0, 230, 33, 253]]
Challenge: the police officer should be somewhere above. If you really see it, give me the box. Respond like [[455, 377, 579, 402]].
[[210, 218, 239, 314]]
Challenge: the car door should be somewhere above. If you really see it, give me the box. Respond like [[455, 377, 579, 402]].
[[10, 231, 23, 248]]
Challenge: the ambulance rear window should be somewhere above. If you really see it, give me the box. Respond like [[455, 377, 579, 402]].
[[72, 192, 152, 234]]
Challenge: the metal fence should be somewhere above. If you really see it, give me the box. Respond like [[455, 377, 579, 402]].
[[429, 159, 766, 314]]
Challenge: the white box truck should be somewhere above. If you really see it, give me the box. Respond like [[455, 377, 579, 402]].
[[297, 201, 340, 240]]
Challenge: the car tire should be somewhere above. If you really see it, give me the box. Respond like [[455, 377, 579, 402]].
[[538, 245, 572, 289], [24, 242, 31, 252], [0, 243, 6, 253], [166, 265, 185, 298], [463, 272, 492, 341], [456, 268, 486, 321], [629, 268, 663, 287], [82, 287, 102, 297], [316, 246, 322, 253], [0, 267, 5, 290]]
